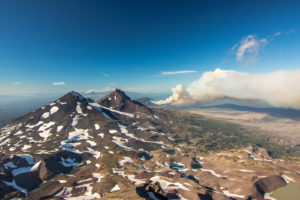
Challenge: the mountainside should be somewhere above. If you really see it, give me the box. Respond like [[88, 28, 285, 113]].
[[0, 90, 299, 200]]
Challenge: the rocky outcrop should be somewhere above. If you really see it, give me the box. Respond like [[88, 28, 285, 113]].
[[44, 151, 82, 175], [253, 175, 287, 198], [136, 182, 167, 200], [198, 193, 214, 200], [14, 171, 42, 191], [24, 181, 63, 200], [136, 182, 183, 200], [145, 182, 167, 200], [33, 160, 49, 181]]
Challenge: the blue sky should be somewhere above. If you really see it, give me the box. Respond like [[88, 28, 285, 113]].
[[0, 0, 300, 95]]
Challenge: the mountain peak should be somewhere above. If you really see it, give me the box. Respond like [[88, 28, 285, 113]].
[[58, 91, 94, 104], [64, 91, 85, 101], [112, 88, 131, 100], [97, 89, 155, 118]]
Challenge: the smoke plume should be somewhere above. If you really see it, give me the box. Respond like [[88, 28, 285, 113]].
[[156, 68, 300, 109], [155, 84, 193, 105]]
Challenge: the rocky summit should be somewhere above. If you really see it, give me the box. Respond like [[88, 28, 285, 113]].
[[98, 89, 156, 119], [0, 90, 300, 200]]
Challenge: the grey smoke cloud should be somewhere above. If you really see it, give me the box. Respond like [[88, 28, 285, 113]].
[[156, 68, 300, 109]]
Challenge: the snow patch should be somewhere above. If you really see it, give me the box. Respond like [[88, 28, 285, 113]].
[[25, 121, 44, 130], [50, 106, 59, 114], [119, 157, 134, 167], [21, 145, 32, 151], [90, 102, 134, 118], [201, 168, 225, 178], [60, 157, 80, 167], [92, 173, 104, 182], [86, 140, 97, 147], [76, 102, 83, 114], [42, 112, 50, 119], [111, 184, 120, 192], [149, 176, 189, 191], [94, 124, 100, 130], [281, 175, 295, 183], [109, 129, 117, 134], [3, 162, 17, 169], [112, 168, 146, 185], [57, 125, 64, 132], [112, 136, 135, 151], [86, 147, 101, 159], [11, 167, 32, 176], [222, 190, 245, 199], [30, 161, 42, 172], [38, 121, 55, 139], [14, 130, 23, 136], [9, 147, 16, 151], [243, 150, 261, 161], [71, 115, 80, 127], [118, 123, 165, 145]]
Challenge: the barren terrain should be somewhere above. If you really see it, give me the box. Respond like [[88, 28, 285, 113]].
[[188, 108, 300, 148]]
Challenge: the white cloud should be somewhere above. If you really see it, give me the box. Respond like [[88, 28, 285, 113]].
[[233, 30, 296, 63], [273, 32, 282, 37], [288, 29, 296, 34], [157, 68, 300, 109], [161, 70, 197, 75], [52, 82, 65, 86], [11, 82, 21, 85], [233, 35, 267, 62], [102, 73, 110, 77], [273, 29, 296, 37]]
